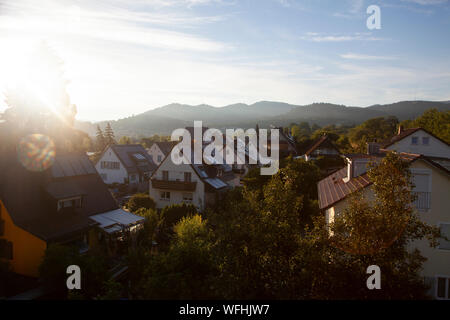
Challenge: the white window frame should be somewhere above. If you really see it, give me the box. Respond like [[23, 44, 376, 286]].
[[435, 275, 450, 300], [422, 136, 430, 145], [411, 136, 419, 145]]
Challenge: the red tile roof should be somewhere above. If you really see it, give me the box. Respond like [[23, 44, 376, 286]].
[[317, 167, 371, 210]]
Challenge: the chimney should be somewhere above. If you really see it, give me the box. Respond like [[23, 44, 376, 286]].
[[366, 142, 381, 155], [398, 125, 403, 135]]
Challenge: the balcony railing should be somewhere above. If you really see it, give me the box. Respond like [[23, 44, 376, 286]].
[[151, 178, 197, 192], [412, 192, 431, 211]]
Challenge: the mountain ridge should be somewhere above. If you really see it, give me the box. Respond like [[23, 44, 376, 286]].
[[75, 100, 450, 137]]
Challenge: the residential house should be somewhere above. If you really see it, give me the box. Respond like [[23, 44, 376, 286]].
[[302, 135, 341, 161], [317, 140, 450, 299], [147, 141, 178, 166], [149, 142, 236, 211], [95, 144, 157, 187], [0, 153, 144, 277]]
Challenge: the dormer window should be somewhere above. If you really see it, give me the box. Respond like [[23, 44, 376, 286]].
[[422, 137, 429, 145], [57, 196, 82, 211], [411, 136, 419, 145]]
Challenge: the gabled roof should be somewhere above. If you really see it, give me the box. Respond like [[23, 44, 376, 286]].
[[0, 153, 119, 241], [153, 141, 178, 155], [106, 144, 157, 174], [383, 127, 450, 149], [304, 135, 340, 156]]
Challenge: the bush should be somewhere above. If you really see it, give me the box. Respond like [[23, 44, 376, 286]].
[[126, 193, 156, 213], [157, 203, 198, 246]]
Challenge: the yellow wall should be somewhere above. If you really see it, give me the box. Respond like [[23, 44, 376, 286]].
[[0, 200, 47, 277]]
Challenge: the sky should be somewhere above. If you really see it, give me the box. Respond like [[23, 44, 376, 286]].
[[0, 0, 449, 121]]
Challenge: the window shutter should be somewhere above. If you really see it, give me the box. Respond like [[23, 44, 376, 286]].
[[0, 219, 4, 236]]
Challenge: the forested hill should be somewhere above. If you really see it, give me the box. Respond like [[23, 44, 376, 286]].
[[75, 100, 450, 137]]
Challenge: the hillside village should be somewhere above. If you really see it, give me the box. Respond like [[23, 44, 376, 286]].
[[1, 103, 449, 299]]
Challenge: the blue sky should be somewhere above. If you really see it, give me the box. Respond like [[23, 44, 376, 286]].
[[0, 0, 449, 121]]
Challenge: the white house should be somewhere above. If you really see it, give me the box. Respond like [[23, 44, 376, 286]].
[[318, 147, 450, 299], [95, 144, 157, 185], [146, 141, 178, 166], [149, 146, 236, 211]]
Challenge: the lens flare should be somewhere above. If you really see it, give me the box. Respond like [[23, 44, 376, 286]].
[[17, 134, 56, 172]]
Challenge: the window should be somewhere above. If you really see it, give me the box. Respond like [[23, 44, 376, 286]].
[[436, 276, 450, 300], [157, 155, 162, 163], [162, 171, 169, 181], [160, 191, 170, 201], [183, 193, 193, 202], [184, 172, 191, 182], [438, 223, 450, 250], [411, 136, 419, 145], [57, 197, 82, 211], [422, 137, 429, 145], [411, 172, 431, 211], [101, 161, 120, 170]]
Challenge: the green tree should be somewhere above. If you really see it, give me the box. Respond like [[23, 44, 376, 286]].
[[141, 215, 217, 299], [95, 125, 106, 152], [118, 136, 132, 145], [348, 116, 399, 152], [126, 193, 156, 213], [308, 152, 441, 299], [401, 108, 450, 144], [104, 122, 116, 146]]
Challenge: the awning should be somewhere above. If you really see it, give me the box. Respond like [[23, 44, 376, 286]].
[[90, 209, 145, 234]]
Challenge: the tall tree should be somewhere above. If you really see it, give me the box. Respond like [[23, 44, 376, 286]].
[[95, 125, 106, 152], [104, 122, 116, 146]]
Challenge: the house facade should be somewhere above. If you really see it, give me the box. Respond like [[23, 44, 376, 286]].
[[302, 135, 341, 161], [95, 144, 157, 185], [0, 153, 144, 277], [149, 147, 234, 211]]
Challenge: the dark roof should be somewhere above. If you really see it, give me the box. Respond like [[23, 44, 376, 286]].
[[0, 153, 119, 242], [154, 141, 178, 155], [304, 135, 340, 156], [108, 144, 157, 174], [317, 152, 449, 210], [383, 127, 450, 149]]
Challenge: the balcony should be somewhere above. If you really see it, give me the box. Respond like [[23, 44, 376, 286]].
[[151, 178, 197, 192], [413, 192, 431, 211]]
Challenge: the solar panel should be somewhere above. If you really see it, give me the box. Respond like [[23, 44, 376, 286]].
[[133, 153, 146, 160]]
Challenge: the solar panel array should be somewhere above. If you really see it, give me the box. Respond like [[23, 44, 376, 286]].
[[51, 155, 97, 178]]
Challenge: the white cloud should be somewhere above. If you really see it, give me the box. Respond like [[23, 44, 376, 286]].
[[302, 32, 385, 42], [340, 53, 397, 60]]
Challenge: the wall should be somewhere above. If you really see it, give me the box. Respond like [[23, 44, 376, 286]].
[[149, 157, 205, 211], [94, 147, 129, 184], [387, 130, 450, 158], [0, 200, 47, 277]]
